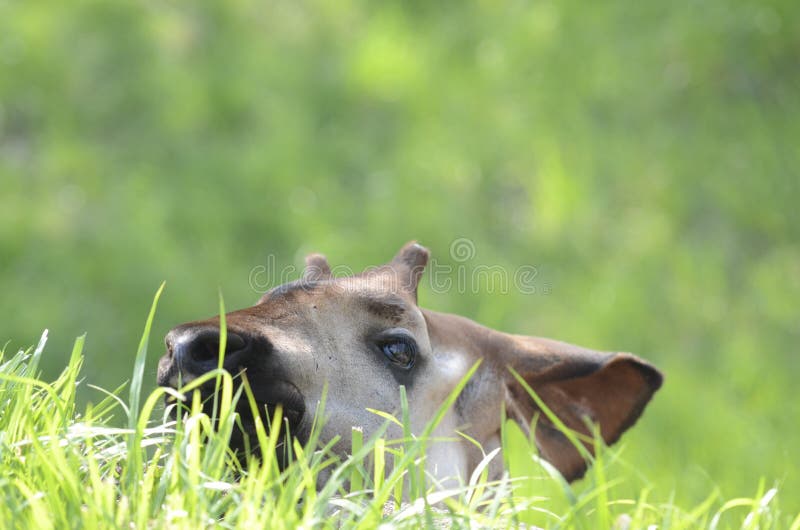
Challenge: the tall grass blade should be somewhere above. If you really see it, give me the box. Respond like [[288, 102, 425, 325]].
[[128, 282, 166, 429]]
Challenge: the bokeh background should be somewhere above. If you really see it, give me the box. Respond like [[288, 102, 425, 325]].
[[2, 0, 798, 512]]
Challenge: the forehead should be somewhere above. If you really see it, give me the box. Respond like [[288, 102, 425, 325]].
[[257, 276, 413, 323]]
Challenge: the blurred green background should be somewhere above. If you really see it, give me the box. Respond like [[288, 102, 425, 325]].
[[2, 0, 798, 512]]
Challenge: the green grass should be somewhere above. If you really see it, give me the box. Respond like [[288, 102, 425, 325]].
[[1, 300, 798, 529]]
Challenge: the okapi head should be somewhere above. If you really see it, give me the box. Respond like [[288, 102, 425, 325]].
[[157, 242, 662, 482]]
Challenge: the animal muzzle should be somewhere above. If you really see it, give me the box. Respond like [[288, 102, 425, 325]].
[[157, 323, 307, 456]]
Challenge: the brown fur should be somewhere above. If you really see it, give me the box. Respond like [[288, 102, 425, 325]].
[[157, 241, 663, 483]]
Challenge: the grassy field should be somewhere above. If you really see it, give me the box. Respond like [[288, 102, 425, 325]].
[[1, 296, 797, 529], [2, 0, 799, 526]]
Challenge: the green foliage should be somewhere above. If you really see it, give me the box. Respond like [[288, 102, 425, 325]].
[[2, 0, 798, 515]]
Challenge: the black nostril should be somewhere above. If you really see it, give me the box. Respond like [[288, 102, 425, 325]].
[[170, 328, 250, 373], [190, 331, 249, 364], [190, 335, 220, 363]]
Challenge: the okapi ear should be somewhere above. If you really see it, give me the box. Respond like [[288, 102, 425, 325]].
[[503, 339, 663, 482], [303, 253, 332, 281], [390, 241, 430, 300]]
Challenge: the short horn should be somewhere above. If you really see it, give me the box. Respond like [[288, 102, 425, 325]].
[[390, 241, 430, 298], [303, 253, 332, 281]]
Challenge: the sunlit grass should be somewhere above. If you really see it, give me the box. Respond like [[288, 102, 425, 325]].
[[0, 292, 798, 529]]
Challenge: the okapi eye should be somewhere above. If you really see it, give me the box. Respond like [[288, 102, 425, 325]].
[[378, 337, 417, 370]]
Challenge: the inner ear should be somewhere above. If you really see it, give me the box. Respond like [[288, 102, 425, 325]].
[[303, 253, 332, 282], [389, 241, 430, 299], [505, 352, 663, 482]]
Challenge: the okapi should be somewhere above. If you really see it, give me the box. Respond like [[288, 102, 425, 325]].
[[157, 242, 662, 483]]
